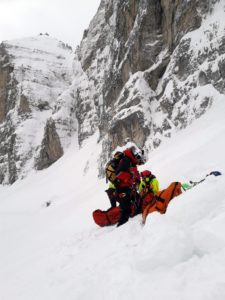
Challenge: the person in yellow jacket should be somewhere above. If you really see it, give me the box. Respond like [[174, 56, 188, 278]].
[[139, 170, 159, 198]]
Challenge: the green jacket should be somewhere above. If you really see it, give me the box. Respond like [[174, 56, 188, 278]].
[[108, 181, 116, 189], [139, 177, 159, 195]]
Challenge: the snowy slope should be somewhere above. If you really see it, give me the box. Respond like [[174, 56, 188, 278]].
[[1, 90, 225, 299]]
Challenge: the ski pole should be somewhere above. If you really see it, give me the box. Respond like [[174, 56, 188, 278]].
[[182, 171, 222, 191]]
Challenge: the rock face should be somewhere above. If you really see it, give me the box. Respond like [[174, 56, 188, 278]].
[[75, 0, 224, 164], [35, 119, 63, 170], [1, 0, 225, 183], [0, 35, 77, 184]]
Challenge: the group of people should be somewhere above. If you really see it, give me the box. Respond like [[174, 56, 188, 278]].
[[105, 146, 159, 227]]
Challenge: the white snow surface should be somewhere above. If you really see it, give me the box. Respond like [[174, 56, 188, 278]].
[[1, 91, 225, 299]]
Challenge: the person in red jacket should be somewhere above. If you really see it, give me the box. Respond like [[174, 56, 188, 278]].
[[115, 146, 145, 226]]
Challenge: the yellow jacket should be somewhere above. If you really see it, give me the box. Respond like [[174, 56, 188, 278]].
[[139, 177, 159, 196]]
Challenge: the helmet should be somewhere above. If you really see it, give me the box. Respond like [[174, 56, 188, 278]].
[[135, 150, 146, 165], [130, 146, 145, 164], [141, 170, 152, 182], [141, 170, 151, 177]]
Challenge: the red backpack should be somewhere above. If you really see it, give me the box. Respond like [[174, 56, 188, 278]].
[[92, 195, 141, 227], [93, 207, 121, 227]]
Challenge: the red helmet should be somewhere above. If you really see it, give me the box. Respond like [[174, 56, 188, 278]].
[[141, 170, 151, 177]]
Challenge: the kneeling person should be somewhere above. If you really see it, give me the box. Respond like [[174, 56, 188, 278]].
[[139, 170, 159, 197]]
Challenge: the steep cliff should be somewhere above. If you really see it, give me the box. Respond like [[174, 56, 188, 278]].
[[1, 0, 225, 184], [0, 35, 76, 183], [75, 0, 224, 161]]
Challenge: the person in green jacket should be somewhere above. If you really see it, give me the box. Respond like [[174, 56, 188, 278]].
[[139, 170, 159, 198]]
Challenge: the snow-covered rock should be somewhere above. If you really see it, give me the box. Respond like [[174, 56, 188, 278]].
[[1, 0, 225, 183], [0, 35, 77, 183], [74, 0, 225, 169]]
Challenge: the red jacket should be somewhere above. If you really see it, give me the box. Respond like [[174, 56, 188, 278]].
[[116, 149, 140, 188]]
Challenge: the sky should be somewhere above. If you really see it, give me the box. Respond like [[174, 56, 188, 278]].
[[0, 0, 101, 47]]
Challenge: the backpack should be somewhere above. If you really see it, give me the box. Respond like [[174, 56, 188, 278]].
[[92, 200, 141, 227], [93, 207, 121, 227], [105, 151, 124, 184]]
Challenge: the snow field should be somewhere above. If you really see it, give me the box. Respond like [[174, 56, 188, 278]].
[[1, 94, 225, 299]]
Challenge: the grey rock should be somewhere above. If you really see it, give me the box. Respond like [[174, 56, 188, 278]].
[[198, 71, 209, 86], [73, 0, 224, 176], [35, 119, 63, 170], [1, 0, 224, 184], [0, 36, 74, 184]]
